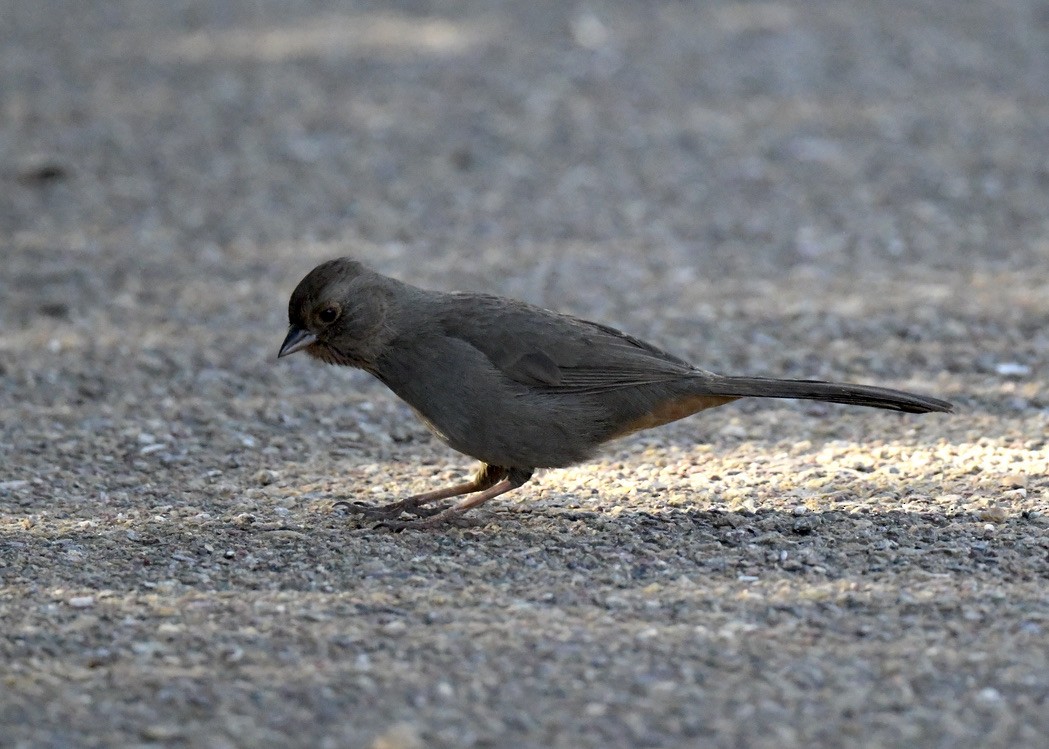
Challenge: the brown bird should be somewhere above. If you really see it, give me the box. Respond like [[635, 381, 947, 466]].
[[278, 258, 952, 527]]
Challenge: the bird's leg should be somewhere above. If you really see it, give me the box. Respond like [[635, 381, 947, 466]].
[[378, 467, 535, 529], [333, 464, 508, 519]]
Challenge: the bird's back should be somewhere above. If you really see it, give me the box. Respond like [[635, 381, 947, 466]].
[[373, 289, 717, 468]]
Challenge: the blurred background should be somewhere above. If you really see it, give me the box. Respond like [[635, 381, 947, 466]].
[[6, 1, 1048, 305], [4, 0, 1048, 451]]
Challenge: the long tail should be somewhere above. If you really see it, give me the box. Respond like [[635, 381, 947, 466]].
[[703, 376, 953, 414]]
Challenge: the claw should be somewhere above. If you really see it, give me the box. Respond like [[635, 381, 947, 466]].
[[330, 500, 396, 519], [375, 510, 487, 531], [330, 500, 371, 514], [405, 502, 453, 518], [329, 467, 526, 527], [330, 498, 448, 520]]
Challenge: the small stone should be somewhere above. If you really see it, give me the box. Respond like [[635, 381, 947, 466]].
[[571, 11, 610, 50], [255, 469, 277, 486], [719, 423, 748, 439], [584, 702, 609, 717], [976, 687, 1002, 703], [994, 362, 1031, 377], [1001, 474, 1028, 489], [68, 595, 95, 608], [16, 154, 70, 183], [370, 723, 423, 749], [979, 506, 1008, 523], [792, 515, 820, 534], [141, 725, 184, 742]]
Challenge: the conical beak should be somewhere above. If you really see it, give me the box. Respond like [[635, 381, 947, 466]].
[[278, 326, 318, 358]]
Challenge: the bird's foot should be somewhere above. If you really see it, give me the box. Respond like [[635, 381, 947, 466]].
[[331, 497, 447, 520], [375, 507, 486, 531]]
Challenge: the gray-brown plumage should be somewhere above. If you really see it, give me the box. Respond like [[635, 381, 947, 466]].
[[278, 258, 952, 526]]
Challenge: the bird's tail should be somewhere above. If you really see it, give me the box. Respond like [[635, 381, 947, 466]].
[[702, 376, 953, 414]]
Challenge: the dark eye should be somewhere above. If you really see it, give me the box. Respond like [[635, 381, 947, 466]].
[[317, 305, 340, 324]]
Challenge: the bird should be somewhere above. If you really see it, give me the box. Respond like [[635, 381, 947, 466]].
[[278, 258, 952, 527]]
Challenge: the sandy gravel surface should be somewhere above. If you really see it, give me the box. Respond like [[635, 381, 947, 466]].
[[3, 1, 1049, 747]]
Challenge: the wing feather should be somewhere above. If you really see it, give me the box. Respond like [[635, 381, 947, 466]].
[[440, 293, 701, 393]]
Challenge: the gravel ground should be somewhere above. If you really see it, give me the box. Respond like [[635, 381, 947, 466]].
[[3, 1, 1049, 747]]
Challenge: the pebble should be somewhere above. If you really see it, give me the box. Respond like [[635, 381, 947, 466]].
[[994, 362, 1031, 377], [719, 423, 748, 439], [140, 725, 185, 742], [978, 506, 1008, 523], [255, 469, 278, 486], [976, 687, 1003, 704], [792, 515, 820, 534], [370, 724, 423, 749], [1001, 474, 1028, 489]]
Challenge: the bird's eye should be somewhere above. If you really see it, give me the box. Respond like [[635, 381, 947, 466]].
[[317, 305, 340, 324]]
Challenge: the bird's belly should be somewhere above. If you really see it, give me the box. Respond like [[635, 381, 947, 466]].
[[403, 385, 738, 470], [407, 397, 592, 469]]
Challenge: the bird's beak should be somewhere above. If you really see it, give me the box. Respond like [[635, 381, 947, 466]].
[[278, 326, 318, 358]]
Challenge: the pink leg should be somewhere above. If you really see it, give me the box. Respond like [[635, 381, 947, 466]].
[[333, 464, 507, 519], [379, 467, 534, 530]]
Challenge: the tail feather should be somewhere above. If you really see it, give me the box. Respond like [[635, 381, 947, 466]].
[[703, 376, 953, 414]]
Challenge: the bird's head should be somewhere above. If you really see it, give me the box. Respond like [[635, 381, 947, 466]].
[[278, 257, 392, 369]]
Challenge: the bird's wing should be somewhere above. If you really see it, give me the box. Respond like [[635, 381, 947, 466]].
[[441, 293, 701, 393]]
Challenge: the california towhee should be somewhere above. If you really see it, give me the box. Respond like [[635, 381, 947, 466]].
[[279, 258, 952, 527]]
